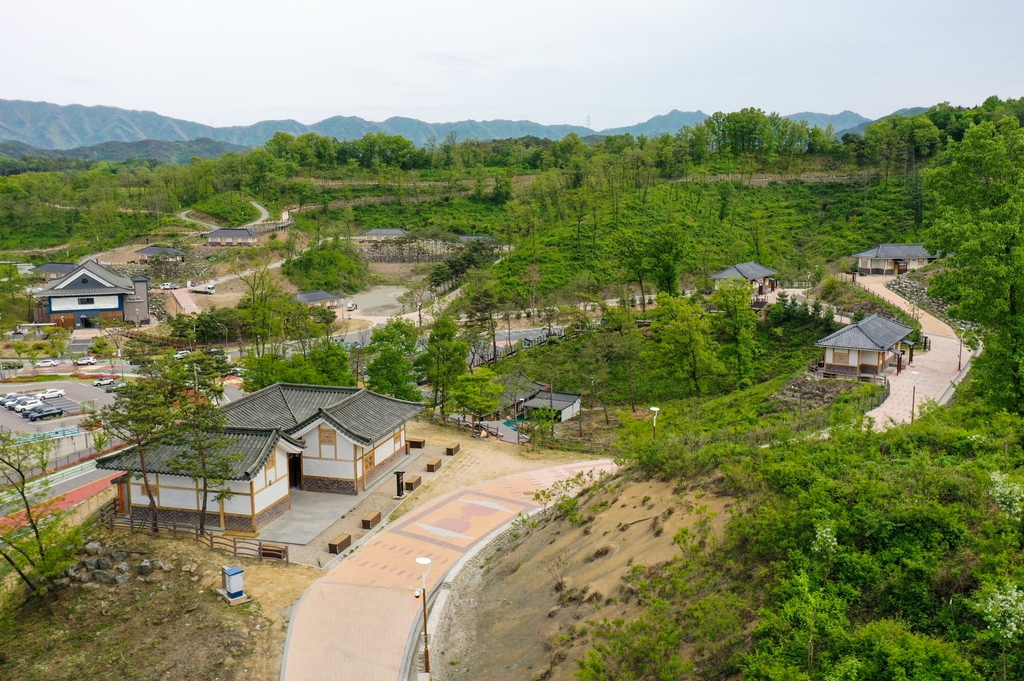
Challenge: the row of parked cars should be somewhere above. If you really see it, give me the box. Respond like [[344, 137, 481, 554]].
[[92, 377, 127, 392], [0, 389, 67, 421], [35, 356, 97, 368]]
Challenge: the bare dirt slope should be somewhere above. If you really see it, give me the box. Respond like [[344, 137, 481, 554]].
[[434, 477, 733, 681], [0, 528, 319, 681]]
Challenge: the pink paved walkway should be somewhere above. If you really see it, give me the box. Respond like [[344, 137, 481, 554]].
[[858, 277, 955, 337], [867, 334, 970, 428], [281, 459, 616, 681]]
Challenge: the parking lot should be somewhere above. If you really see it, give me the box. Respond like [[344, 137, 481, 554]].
[[0, 381, 116, 433]]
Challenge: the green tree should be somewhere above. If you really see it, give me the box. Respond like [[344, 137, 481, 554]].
[[366, 318, 421, 401], [928, 118, 1024, 412], [0, 436, 83, 596], [94, 369, 174, 533], [452, 367, 502, 421], [647, 294, 721, 397], [164, 352, 242, 533], [710, 279, 758, 381], [415, 316, 468, 417]]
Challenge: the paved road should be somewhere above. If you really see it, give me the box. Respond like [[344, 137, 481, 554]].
[[281, 459, 616, 681]]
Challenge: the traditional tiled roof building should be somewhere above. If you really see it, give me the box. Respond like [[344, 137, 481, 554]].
[[97, 384, 423, 531]]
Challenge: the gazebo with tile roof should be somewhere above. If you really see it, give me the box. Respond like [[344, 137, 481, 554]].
[[814, 314, 913, 378]]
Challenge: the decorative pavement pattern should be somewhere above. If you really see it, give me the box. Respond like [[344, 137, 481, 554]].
[[281, 459, 616, 681]]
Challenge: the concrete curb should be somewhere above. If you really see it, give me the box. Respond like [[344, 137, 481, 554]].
[[398, 504, 554, 681]]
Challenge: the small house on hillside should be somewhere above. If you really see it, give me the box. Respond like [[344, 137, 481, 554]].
[[458, 235, 493, 244], [852, 244, 937, 276], [97, 384, 423, 532], [32, 261, 149, 329], [813, 314, 913, 378], [31, 262, 78, 282], [710, 261, 778, 295], [522, 391, 582, 423], [136, 246, 186, 264], [207, 228, 265, 247], [361, 228, 408, 242], [295, 290, 341, 309]]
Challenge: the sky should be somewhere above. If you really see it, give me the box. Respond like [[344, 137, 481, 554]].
[[1, 0, 1022, 130]]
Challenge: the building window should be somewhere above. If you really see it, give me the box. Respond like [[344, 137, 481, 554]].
[[833, 350, 850, 365], [78, 297, 95, 305], [364, 450, 376, 470]]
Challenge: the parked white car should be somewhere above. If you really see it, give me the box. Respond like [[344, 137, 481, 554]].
[[93, 377, 116, 387], [76, 356, 97, 365], [173, 350, 191, 360], [15, 398, 44, 413], [38, 388, 65, 399], [37, 359, 60, 367], [159, 282, 177, 290]]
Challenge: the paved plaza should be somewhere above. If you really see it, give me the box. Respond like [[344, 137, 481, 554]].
[[281, 459, 616, 681]]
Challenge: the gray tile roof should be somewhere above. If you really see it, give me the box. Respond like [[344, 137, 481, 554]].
[[223, 383, 423, 446], [852, 244, 936, 260], [295, 290, 340, 304], [523, 391, 582, 412], [320, 391, 424, 445], [363, 228, 408, 236], [815, 314, 913, 351], [136, 246, 185, 256], [710, 261, 778, 281], [32, 262, 77, 274], [208, 228, 262, 237], [36, 260, 135, 298], [95, 428, 300, 481], [458, 235, 492, 242]]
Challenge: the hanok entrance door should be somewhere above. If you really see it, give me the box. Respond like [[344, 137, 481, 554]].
[[288, 454, 302, 489]]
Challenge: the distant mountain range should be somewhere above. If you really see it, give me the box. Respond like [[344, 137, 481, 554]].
[[0, 138, 246, 164], [0, 98, 922, 157]]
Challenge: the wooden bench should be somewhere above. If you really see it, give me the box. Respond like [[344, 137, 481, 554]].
[[328, 534, 352, 554], [407, 438, 426, 449], [259, 544, 287, 560], [426, 458, 442, 473], [361, 511, 382, 530], [404, 475, 421, 491], [445, 442, 460, 456]]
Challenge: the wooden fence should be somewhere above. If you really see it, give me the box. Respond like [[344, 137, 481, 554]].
[[98, 500, 289, 565]]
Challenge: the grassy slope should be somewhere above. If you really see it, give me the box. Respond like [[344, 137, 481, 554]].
[[491, 178, 919, 300]]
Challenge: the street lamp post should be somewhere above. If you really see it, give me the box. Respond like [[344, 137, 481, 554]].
[[956, 327, 965, 372], [415, 556, 432, 677], [649, 406, 660, 440]]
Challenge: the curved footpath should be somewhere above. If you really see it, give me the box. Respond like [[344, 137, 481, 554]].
[[281, 459, 616, 681]]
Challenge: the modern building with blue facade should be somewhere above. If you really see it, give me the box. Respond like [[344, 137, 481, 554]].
[[33, 261, 150, 329]]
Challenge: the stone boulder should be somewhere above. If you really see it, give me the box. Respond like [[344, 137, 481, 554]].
[[84, 542, 102, 556], [115, 562, 132, 574], [111, 550, 130, 562], [82, 557, 99, 570], [136, 560, 153, 576], [93, 570, 118, 585], [95, 557, 113, 570], [64, 563, 79, 578]]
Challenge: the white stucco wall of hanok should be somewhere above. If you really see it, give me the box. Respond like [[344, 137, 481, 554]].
[[51, 294, 121, 312]]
